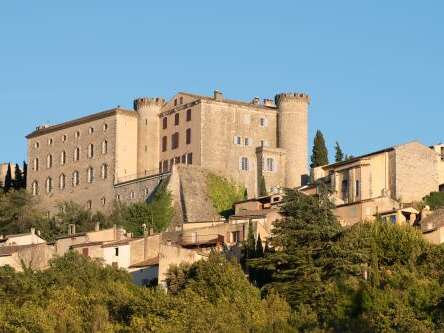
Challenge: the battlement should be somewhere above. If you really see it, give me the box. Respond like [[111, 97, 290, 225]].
[[274, 92, 310, 106], [133, 97, 166, 111]]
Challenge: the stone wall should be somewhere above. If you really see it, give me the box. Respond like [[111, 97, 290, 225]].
[[394, 142, 439, 203]]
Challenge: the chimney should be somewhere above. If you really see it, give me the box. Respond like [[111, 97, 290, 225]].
[[95, 222, 100, 232], [213, 90, 223, 101], [30, 227, 35, 235], [251, 97, 260, 105], [263, 99, 274, 107]]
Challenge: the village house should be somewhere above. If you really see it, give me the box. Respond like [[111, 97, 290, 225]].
[[300, 141, 444, 226]]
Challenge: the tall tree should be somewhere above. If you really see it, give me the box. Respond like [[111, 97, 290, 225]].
[[13, 164, 23, 190], [4, 164, 12, 192], [335, 141, 344, 162], [258, 175, 267, 196], [22, 161, 27, 188], [310, 130, 329, 168]]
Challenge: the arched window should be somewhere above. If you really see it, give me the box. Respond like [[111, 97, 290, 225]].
[[33, 158, 39, 171], [46, 154, 53, 169], [101, 164, 108, 180], [60, 151, 66, 165], [88, 144, 94, 159], [102, 140, 108, 154], [103, 123, 108, 132], [32, 181, 39, 196], [45, 177, 52, 193], [59, 174, 66, 190], [74, 147, 80, 161], [87, 167, 94, 183], [72, 171, 80, 187]]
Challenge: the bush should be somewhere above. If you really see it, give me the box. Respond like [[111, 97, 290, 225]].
[[207, 173, 246, 218]]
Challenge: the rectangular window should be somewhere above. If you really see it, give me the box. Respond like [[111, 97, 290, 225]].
[[244, 137, 249, 146], [187, 153, 193, 165], [266, 158, 274, 172], [179, 96, 183, 104], [341, 180, 349, 201], [181, 154, 186, 163], [162, 136, 167, 152], [356, 180, 360, 197], [159, 162, 162, 172], [231, 231, 241, 243], [186, 128, 191, 144], [234, 136, 241, 145], [163, 160, 168, 172], [260, 117, 268, 127], [174, 98, 177, 106], [174, 113, 179, 126], [172, 132, 179, 149], [170, 158, 174, 169], [186, 109, 192, 121], [175, 156, 180, 164], [115, 247, 119, 256], [441, 147, 444, 161], [162, 117, 167, 129], [240, 157, 249, 171]]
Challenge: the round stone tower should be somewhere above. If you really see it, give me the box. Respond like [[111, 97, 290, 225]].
[[134, 97, 165, 175], [275, 92, 310, 188]]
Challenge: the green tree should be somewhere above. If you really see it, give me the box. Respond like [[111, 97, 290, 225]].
[[311, 130, 329, 168], [4, 163, 12, 192], [423, 192, 444, 210], [259, 175, 267, 196], [335, 141, 344, 162], [13, 163, 24, 190]]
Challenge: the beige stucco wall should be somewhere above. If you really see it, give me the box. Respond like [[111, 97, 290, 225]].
[[2, 233, 46, 246], [158, 244, 205, 287], [0, 244, 55, 272], [394, 142, 439, 203], [423, 228, 444, 245]]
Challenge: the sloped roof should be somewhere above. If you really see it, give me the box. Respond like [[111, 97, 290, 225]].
[[129, 256, 159, 268], [26, 108, 135, 139]]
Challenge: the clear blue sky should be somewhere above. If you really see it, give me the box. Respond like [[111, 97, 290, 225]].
[[1, 1, 444, 164]]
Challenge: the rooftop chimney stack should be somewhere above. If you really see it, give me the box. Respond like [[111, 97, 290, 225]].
[[214, 90, 223, 101]]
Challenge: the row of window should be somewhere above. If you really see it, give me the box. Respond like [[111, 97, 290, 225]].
[[340, 179, 361, 201], [239, 157, 276, 172], [162, 129, 191, 152], [33, 124, 108, 149], [162, 109, 192, 129], [33, 141, 108, 171], [233, 136, 269, 148], [159, 153, 193, 172], [31, 164, 109, 195]]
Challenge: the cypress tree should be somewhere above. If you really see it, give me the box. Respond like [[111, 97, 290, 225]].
[[4, 163, 12, 192], [258, 175, 267, 196], [22, 162, 27, 188], [256, 234, 264, 257], [13, 164, 23, 190], [310, 130, 329, 168], [334, 141, 344, 162]]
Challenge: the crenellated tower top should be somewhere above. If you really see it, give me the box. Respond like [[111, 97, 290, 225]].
[[133, 97, 166, 111], [274, 92, 310, 106]]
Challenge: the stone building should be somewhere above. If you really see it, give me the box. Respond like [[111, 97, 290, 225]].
[[301, 141, 444, 226], [26, 90, 309, 213]]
